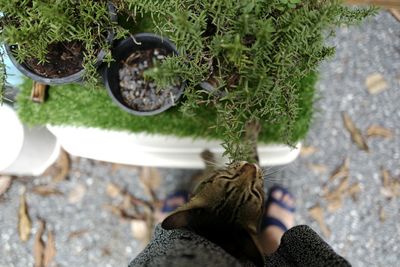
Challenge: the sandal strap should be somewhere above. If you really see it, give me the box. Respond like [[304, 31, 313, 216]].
[[270, 185, 294, 199], [267, 197, 296, 213], [261, 216, 288, 232], [266, 186, 296, 213]]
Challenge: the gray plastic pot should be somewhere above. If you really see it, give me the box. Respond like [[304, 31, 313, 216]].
[[103, 33, 185, 116], [4, 1, 117, 85]]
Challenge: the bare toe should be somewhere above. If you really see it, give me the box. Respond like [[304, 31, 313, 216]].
[[283, 194, 294, 206], [272, 190, 282, 200]]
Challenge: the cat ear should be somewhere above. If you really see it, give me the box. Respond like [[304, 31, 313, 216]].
[[162, 209, 190, 230], [242, 232, 266, 267], [162, 197, 206, 230]]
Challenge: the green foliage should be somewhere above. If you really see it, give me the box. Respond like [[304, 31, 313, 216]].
[[5, 0, 375, 161], [17, 72, 317, 145], [0, 0, 128, 90], [118, 0, 375, 161], [278, 0, 302, 10]]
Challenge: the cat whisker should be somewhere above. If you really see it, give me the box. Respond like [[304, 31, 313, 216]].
[[263, 176, 284, 182], [262, 165, 289, 178], [202, 159, 221, 168]]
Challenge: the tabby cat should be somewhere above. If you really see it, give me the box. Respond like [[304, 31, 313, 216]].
[[162, 120, 265, 267]]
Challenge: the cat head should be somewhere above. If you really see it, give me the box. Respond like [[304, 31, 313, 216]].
[[162, 161, 265, 267]]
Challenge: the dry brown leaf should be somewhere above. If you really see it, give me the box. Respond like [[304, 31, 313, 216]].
[[325, 180, 360, 213], [307, 163, 328, 174], [365, 73, 389, 95], [106, 183, 122, 198], [300, 146, 318, 157], [130, 219, 150, 244], [54, 150, 70, 182], [327, 197, 342, 213], [103, 204, 145, 221], [331, 176, 348, 194], [68, 184, 86, 204], [329, 158, 350, 182], [342, 112, 369, 152], [103, 204, 124, 217], [379, 206, 386, 222], [18, 192, 32, 242], [139, 167, 162, 201], [0, 176, 12, 196], [366, 125, 393, 139], [308, 204, 331, 237], [337, 176, 350, 193], [323, 192, 337, 204], [380, 187, 394, 198], [380, 167, 400, 199], [129, 195, 154, 211], [123, 194, 134, 211], [381, 167, 391, 188], [348, 182, 361, 201], [392, 181, 400, 197], [67, 229, 90, 240], [111, 163, 140, 173], [43, 149, 70, 182], [32, 185, 63, 197], [43, 230, 56, 267], [325, 176, 350, 201], [34, 220, 46, 267], [390, 8, 400, 21]]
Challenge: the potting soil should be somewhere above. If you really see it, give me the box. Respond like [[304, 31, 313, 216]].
[[24, 41, 84, 78]]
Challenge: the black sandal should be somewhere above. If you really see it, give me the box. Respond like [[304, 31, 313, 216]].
[[261, 185, 295, 232]]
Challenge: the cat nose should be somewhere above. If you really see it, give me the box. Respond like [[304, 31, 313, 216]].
[[241, 163, 257, 176]]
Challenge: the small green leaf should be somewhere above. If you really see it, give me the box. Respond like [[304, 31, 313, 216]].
[[243, 2, 255, 13]]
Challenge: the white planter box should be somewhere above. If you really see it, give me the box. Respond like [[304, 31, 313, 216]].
[[0, 104, 60, 176], [47, 125, 301, 169]]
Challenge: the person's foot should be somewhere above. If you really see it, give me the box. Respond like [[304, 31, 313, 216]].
[[155, 190, 189, 224], [259, 186, 295, 255]]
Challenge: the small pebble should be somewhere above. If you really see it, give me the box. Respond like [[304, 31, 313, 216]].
[[118, 48, 181, 112]]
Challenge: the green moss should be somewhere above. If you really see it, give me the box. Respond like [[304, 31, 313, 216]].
[[17, 72, 317, 143]]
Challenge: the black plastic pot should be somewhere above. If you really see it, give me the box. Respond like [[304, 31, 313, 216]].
[[103, 33, 184, 116], [4, 1, 117, 85], [2, 86, 18, 105]]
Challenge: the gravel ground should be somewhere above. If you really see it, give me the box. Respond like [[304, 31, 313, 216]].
[[286, 11, 400, 266], [1, 11, 399, 267]]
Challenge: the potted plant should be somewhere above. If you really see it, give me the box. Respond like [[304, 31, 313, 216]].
[[0, 0, 127, 91], [103, 33, 185, 115]]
